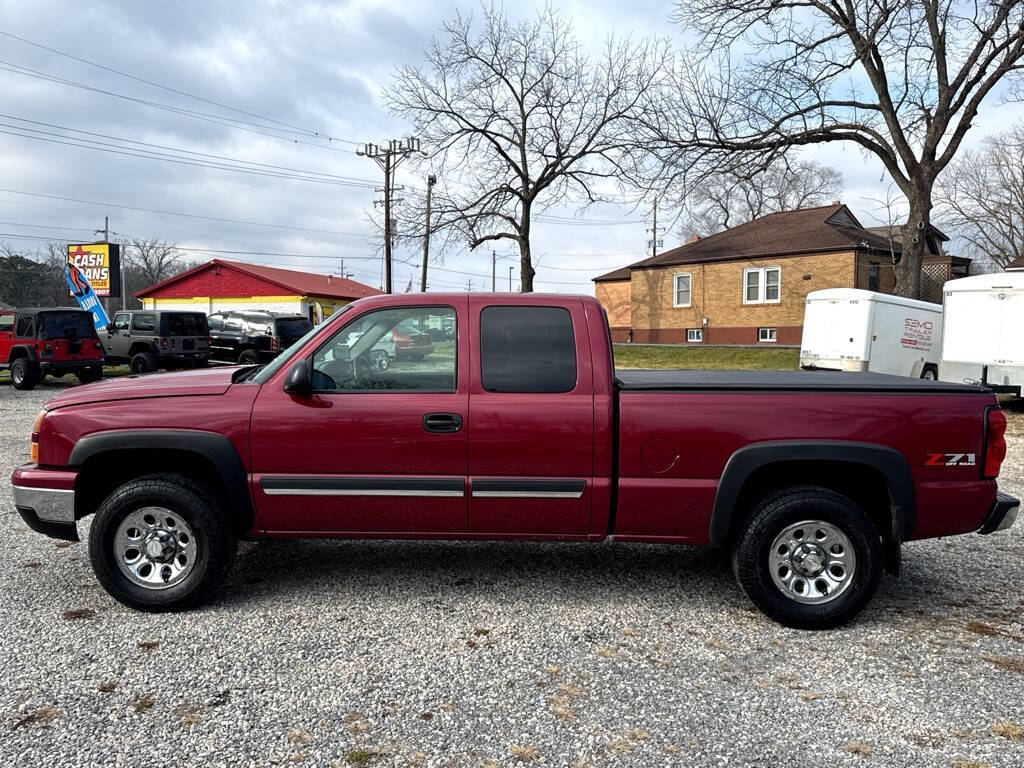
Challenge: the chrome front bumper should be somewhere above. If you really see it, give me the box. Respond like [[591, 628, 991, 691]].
[[12, 483, 75, 523], [12, 483, 78, 541]]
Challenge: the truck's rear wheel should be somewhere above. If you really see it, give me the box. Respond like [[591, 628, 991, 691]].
[[921, 364, 938, 380], [732, 487, 882, 629], [88, 474, 236, 612], [11, 358, 39, 390], [237, 348, 259, 365], [130, 352, 157, 374], [78, 367, 102, 384]]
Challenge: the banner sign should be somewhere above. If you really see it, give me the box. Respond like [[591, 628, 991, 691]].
[[67, 243, 120, 298], [65, 262, 110, 332]]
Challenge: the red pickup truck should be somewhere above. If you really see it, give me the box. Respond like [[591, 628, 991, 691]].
[[10, 294, 1018, 628]]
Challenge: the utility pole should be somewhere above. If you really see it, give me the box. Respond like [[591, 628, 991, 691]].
[[509, 265, 513, 291], [421, 174, 436, 292], [491, 250, 497, 291], [357, 138, 421, 293], [647, 197, 663, 258]]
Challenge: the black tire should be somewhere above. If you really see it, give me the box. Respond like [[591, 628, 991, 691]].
[[237, 348, 259, 365], [78, 367, 102, 384], [11, 358, 39, 390], [920, 364, 938, 381], [130, 351, 157, 374], [732, 486, 883, 629], [88, 473, 237, 612]]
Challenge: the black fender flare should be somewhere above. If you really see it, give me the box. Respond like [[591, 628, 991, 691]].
[[8, 344, 39, 362], [128, 342, 159, 358], [68, 429, 253, 534], [709, 440, 916, 548]]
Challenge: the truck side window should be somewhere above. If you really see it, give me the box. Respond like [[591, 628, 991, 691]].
[[207, 314, 223, 331], [132, 314, 156, 332], [112, 313, 130, 332], [15, 315, 34, 337], [480, 306, 577, 393], [311, 306, 456, 392]]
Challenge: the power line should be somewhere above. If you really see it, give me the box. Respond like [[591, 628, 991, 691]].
[[0, 187, 374, 238], [0, 30, 361, 145], [0, 116, 379, 185], [0, 127, 378, 187], [0, 60, 358, 155]]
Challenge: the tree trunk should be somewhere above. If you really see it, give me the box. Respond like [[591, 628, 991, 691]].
[[894, 191, 931, 300], [519, 209, 534, 292]]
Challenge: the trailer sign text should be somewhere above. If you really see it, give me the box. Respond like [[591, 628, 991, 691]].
[[901, 317, 934, 350]]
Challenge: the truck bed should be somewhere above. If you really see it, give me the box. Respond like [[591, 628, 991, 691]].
[[615, 369, 986, 394]]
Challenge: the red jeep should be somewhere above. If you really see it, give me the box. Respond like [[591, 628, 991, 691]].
[[0, 308, 105, 390]]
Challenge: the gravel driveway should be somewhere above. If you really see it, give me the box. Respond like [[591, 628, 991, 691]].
[[2, 381, 1023, 768]]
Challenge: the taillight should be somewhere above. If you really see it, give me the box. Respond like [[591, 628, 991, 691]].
[[160, 337, 168, 347], [984, 408, 1007, 479], [270, 336, 280, 351], [30, 409, 45, 464]]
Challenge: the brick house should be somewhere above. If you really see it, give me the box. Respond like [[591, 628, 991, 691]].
[[594, 203, 961, 345], [135, 259, 380, 322]]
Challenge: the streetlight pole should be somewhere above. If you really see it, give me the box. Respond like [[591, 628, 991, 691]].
[[509, 265, 513, 291], [421, 174, 436, 292]]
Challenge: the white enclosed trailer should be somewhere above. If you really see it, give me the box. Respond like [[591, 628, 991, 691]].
[[939, 271, 1024, 396], [800, 288, 943, 378]]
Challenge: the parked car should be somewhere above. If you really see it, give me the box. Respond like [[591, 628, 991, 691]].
[[0, 307, 104, 389], [800, 289, 942, 379], [939, 271, 1024, 397], [11, 294, 1017, 629], [208, 310, 313, 365], [392, 319, 434, 360], [104, 310, 210, 373]]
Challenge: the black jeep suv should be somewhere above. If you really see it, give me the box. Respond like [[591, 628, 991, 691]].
[[207, 310, 313, 365]]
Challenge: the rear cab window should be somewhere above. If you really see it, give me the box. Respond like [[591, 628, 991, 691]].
[[38, 311, 98, 340], [275, 316, 313, 342], [480, 306, 577, 392], [162, 313, 208, 336]]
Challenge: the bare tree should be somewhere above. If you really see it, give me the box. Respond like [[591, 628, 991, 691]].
[[386, 4, 665, 291], [125, 238, 187, 289], [935, 123, 1024, 269], [679, 159, 843, 237], [0, 242, 73, 307], [644, 0, 1024, 298]]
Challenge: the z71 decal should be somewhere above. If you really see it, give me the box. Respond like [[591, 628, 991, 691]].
[[925, 453, 976, 467]]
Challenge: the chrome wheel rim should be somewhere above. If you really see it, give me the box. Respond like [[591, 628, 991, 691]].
[[114, 507, 196, 590], [769, 520, 856, 605]]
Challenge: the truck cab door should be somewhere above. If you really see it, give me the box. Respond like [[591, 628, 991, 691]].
[[108, 313, 129, 358], [0, 312, 13, 362], [467, 299, 596, 536], [249, 300, 469, 533]]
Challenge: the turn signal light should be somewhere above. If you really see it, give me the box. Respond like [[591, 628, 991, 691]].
[[984, 408, 1007, 479], [30, 409, 45, 464]]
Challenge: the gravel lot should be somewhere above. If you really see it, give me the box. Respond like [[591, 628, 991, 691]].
[[3, 381, 1024, 768]]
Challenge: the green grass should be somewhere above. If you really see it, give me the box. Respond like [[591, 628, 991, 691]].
[[613, 344, 799, 371]]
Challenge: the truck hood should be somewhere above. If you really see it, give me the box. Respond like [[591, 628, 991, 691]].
[[45, 367, 243, 409]]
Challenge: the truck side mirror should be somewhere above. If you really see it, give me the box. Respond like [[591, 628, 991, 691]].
[[283, 359, 312, 396]]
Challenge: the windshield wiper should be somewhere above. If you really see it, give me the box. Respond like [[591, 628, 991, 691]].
[[230, 365, 264, 383]]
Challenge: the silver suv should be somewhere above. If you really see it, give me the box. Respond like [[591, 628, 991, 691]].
[[105, 311, 210, 373]]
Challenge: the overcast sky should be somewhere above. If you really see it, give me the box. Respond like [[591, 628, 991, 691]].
[[2, 0, 1023, 294]]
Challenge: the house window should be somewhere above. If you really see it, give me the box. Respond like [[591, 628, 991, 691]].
[[673, 273, 691, 307], [743, 267, 781, 304], [758, 327, 777, 343], [868, 264, 880, 292], [686, 328, 702, 343]]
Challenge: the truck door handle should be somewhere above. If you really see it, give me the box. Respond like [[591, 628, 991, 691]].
[[423, 413, 463, 433]]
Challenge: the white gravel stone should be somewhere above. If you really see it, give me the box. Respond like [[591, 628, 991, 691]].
[[2, 380, 1023, 767]]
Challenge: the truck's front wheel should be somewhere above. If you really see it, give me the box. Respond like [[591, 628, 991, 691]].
[[732, 487, 882, 629], [88, 474, 237, 612]]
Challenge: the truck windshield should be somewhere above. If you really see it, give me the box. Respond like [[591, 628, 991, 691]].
[[250, 306, 351, 384], [37, 311, 98, 340], [162, 313, 209, 336]]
